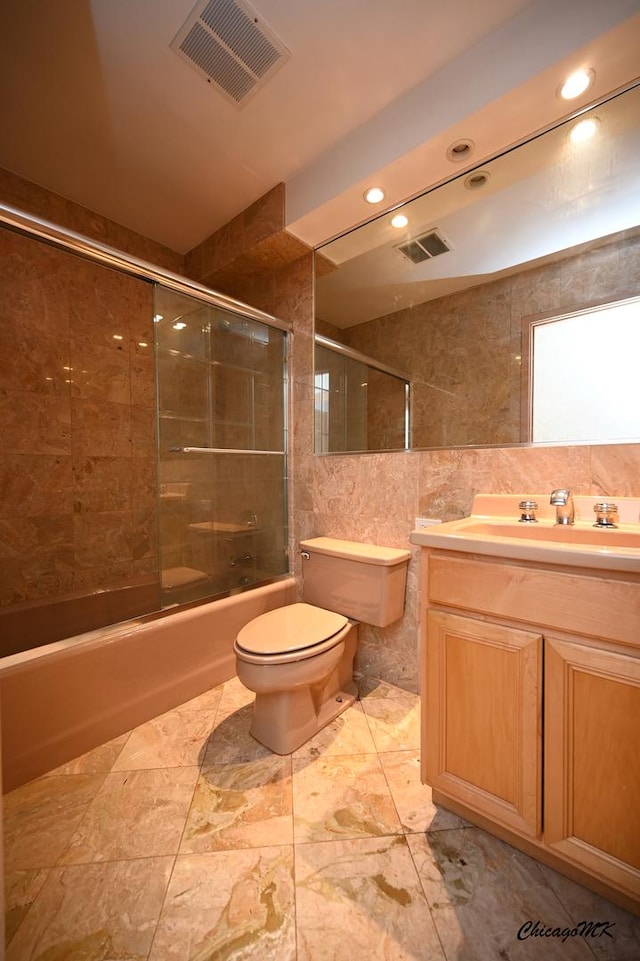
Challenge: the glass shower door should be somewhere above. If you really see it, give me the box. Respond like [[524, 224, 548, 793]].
[[154, 285, 288, 607]]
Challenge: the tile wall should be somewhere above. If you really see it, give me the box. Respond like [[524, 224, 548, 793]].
[[0, 224, 158, 609], [343, 228, 640, 449]]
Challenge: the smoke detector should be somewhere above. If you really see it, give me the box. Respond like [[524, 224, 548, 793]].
[[171, 0, 290, 107], [396, 228, 452, 265]]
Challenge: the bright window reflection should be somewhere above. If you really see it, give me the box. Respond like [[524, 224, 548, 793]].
[[532, 297, 640, 443], [314, 370, 331, 454]]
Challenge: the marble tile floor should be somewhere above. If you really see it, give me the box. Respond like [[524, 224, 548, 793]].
[[4, 675, 640, 961]]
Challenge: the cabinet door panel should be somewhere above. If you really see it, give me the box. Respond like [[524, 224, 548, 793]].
[[425, 610, 542, 837], [545, 636, 640, 898]]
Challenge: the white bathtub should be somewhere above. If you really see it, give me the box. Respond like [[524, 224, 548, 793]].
[[0, 577, 295, 791]]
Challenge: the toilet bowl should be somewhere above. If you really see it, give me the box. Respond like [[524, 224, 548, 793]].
[[234, 602, 358, 754], [234, 537, 410, 754]]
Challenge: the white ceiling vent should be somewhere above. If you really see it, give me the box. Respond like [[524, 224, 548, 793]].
[[171, 0, 290, 107], [396, 229, 452, 265]]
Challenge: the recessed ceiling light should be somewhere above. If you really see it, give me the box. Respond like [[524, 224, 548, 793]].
[[559, 68, 595, 101], [391, 213, 409, 229], [364, 187, 385, 204], [570, 116, 599, 143], [464, 171, 490, 191], [172, 321, 187, 330], [446, 139, 475, 162]]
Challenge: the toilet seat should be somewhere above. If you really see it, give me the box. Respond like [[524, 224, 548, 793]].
[[235, 602, 349, 665]]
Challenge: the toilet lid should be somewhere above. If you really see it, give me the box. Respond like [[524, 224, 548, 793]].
[[236, 602, 348, 656]]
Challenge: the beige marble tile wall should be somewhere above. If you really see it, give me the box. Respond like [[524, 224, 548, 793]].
[[365, 368, 407, 451], [0, 168, 183, 275], [313, 442, 640, 692], [344, 275, 518, 449], [0, 226, 158, 607], [0, 168, 187, 611], [344, 229, 639, 449]]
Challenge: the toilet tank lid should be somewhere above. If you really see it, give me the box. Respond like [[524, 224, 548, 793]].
[[300, 537, 410, 567]]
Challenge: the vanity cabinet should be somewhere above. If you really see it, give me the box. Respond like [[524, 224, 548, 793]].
[[421, 549, 640, 914], [425, 610, 542, 838], [544, 636, 640, 896]]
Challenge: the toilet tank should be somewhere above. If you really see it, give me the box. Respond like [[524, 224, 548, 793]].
[[300, 537, 411, 627]]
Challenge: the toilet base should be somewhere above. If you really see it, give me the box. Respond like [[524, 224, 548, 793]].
[[250, 680, 358, 755]]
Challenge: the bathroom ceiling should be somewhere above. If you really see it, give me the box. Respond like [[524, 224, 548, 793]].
[[0, 0, 639, 254]]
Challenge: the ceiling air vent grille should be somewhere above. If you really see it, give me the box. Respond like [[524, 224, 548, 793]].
[[171, 0, 290, 107], [397, 229, 451, 264]]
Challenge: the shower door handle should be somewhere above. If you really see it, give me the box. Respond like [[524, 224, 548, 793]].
[[170, 446, 285, 455]]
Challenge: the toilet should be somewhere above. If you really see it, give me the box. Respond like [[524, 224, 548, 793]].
[[233, 536, 411, 754]]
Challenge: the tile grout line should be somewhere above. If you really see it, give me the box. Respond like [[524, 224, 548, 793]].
[[145, 688, 224, 961], [367, 691, 450, 961], [403, 832, 450, 961]]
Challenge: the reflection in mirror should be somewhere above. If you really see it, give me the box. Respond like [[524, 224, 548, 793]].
[[530, 296, 640, 444], [314, 82, 640, 452], [314, 336, 409, 452]]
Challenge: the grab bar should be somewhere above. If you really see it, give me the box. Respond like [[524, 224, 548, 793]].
[[171, 447, 285, 455]]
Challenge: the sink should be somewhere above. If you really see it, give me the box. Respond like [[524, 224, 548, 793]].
[[410, 494, 640, 572], [459, 519, 640, 549]]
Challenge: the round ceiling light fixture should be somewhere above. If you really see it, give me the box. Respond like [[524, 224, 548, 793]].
[[390, 213, 409, 229], [364, 186, 385, 204], [569, 116, 599, 144], [446, 139, 475, 162], [559, 68, 595, 101]]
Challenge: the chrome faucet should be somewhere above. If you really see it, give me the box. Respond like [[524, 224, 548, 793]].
[[550, 488, 574, 526]]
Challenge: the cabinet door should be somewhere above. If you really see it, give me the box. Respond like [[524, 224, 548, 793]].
[[425, 610, 542, 837], [545, 636, 640, 899]]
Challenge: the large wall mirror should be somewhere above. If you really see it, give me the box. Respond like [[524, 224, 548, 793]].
[[314, 81, 640, 453]]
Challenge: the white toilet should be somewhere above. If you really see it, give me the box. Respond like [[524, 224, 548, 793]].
[[233, 537, 411, 754]]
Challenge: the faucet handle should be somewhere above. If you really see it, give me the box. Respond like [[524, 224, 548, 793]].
[[593, 502, 618, 528], [518, 500, 538, 523]]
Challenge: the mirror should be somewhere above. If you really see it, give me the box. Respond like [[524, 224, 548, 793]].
[[314, 82, 640, 452], [314, 335, 410, 453]]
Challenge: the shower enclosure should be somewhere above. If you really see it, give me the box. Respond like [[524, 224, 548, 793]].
[[155, 286, 288, 607], [0, 208, 289, 655]]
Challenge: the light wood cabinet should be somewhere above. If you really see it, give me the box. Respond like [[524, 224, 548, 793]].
[[425, 610, 542, 837], [545, 636, 640, 894], [420, 549, 640, 915]]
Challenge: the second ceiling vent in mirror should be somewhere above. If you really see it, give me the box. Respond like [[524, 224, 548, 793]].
[[396, 228, 452, 264]]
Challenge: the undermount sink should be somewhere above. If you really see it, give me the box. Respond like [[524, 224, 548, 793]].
[[410, 494, 640, 572]]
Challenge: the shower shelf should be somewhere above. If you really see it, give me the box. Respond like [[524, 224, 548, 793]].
[[188, 522, 259, 535], [159, 412, 208, 423]]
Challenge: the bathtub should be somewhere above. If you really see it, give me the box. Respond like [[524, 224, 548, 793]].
[[0, 576, 295, 792], [0, 576, 162, 658]]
